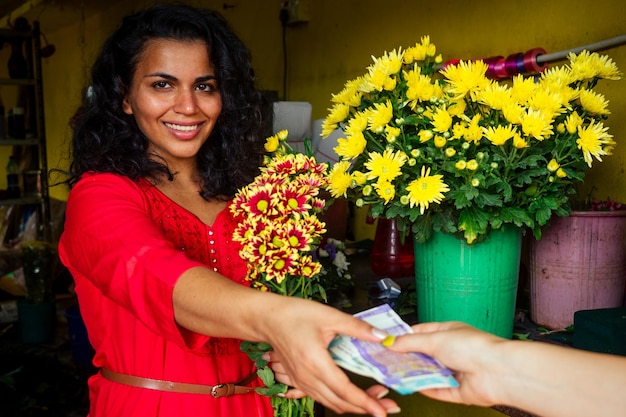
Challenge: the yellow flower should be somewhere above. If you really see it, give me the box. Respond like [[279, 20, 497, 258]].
[[434, 135, 447, 148], [568, 50, 622, 81], [431, 107, 453, 133], [325, 102, 350, 125], [352, 170, 367, 185], [463, 114, 483, 144], [547, 159, 560, 172], [364, 49, 404, 92], [405, 66, 435, 103], [539, 67, 575, 90], [467, 159, 479, 171], [447, 98, 466, 117], [502, 101, 524, 125], [264, 134, 280, 152], [440, 60, 490, 99], [451, 122, 466, 139], [345, 111, 369, 135], [510, 74, 537, 103], [419, 129, 434, 142], [404, 35, 437, 63], [577, 120, 615, 167], [365, 149, 408, 182], [405, 166, 450, 214], [527, 88, 567, 119], [321, 118, 339, 137], [512, 133, 529, 149], [455, 160, 467, 170], [368, 100, 394, 133], [383, 76, 397, 91], [521, 109, 554, 140], [374, 180, 396, 203], [326, 161, 353, 197], [483, 124, 515, 146], [556, 168, 567, 178], [331, 80, 363, 107], [335, 131, 367, 160], [445, 147, 456, 157], [565, 112, 583, 134], [476, 81, 510, 110], [592, 54, 622, 80], [385, 125, 401, 143], [579, 89, 610, 115]]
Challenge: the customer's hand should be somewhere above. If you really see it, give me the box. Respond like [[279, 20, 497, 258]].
[[385, 320, 626, 417], [384, 321, 506, 407]]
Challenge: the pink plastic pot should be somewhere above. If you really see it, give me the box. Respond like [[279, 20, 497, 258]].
[[529, 210, 626, 329]]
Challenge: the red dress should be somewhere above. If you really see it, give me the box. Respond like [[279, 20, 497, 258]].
[[58, 172, 273, 417]]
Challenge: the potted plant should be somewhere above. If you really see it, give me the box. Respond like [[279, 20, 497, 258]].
[[321, 37, 621, 337], [16, 240, 57, 343]]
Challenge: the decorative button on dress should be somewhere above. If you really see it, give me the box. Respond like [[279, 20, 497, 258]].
[[58, 172, 273, 417]]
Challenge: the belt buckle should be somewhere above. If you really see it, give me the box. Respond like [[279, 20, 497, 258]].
[[211, 384, 226, 398]]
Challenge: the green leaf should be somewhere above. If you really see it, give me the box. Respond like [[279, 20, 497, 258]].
[[500, 206, 533, 227], [240, 341, 272, 367], [534, 207, 553, 226], [458, 207, 490, 243], [256, 383, 288, 397], [475, 192, 503, 208], [412, 214, 433, 243], [257, 366, 276, 387]]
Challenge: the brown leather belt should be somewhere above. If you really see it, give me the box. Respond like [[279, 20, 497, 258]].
[[101, 368, 256, 398]]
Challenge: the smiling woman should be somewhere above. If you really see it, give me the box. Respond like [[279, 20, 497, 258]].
[[53, 4, 397, 417]]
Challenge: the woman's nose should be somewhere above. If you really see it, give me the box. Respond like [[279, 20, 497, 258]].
[[173, 89, 198, 114]]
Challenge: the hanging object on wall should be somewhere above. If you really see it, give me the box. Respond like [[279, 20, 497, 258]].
[[441, 34, 626, 80], [40, 31, 55, 58], [7, 17, 31, 79]]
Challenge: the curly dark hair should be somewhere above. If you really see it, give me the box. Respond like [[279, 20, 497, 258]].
[[66, 3, 271, 200]]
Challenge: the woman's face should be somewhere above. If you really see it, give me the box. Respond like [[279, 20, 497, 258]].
[[122, 38, 222, 167]]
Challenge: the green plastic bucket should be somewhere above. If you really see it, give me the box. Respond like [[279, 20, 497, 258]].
[[414, 225, 521, 338]]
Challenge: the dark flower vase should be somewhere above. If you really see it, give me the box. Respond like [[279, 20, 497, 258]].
[[370, 218, 414, 278]]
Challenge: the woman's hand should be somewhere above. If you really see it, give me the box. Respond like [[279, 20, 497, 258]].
[[257, 296, 400, 417], [264, 350, 400, 414]]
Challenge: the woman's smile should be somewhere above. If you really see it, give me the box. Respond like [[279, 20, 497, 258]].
[[164, 122, 203, 133]]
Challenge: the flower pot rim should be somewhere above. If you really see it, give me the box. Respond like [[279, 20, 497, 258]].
[[568, 209, 626, 217]]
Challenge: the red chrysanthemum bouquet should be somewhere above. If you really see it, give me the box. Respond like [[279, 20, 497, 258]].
[[230, 130, 330, 417]]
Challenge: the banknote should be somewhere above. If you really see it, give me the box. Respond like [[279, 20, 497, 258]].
[[329, 304, 459, 394]]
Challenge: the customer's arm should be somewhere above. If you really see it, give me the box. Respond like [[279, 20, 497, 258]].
[[386, 321, 626, 417]]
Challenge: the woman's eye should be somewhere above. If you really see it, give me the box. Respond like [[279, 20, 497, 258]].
[[197, 83, 217, 92], [153, 81, 171, 89]]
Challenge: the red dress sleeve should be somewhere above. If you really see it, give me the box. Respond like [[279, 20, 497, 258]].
[[60, 172, 210, 349]]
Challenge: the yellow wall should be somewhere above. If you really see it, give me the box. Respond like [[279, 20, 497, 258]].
[[14, 0, 626, 204]]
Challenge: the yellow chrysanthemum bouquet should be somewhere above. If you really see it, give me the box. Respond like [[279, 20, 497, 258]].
[[322, 36, 621, 244], [230, 130, 329, 417]]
